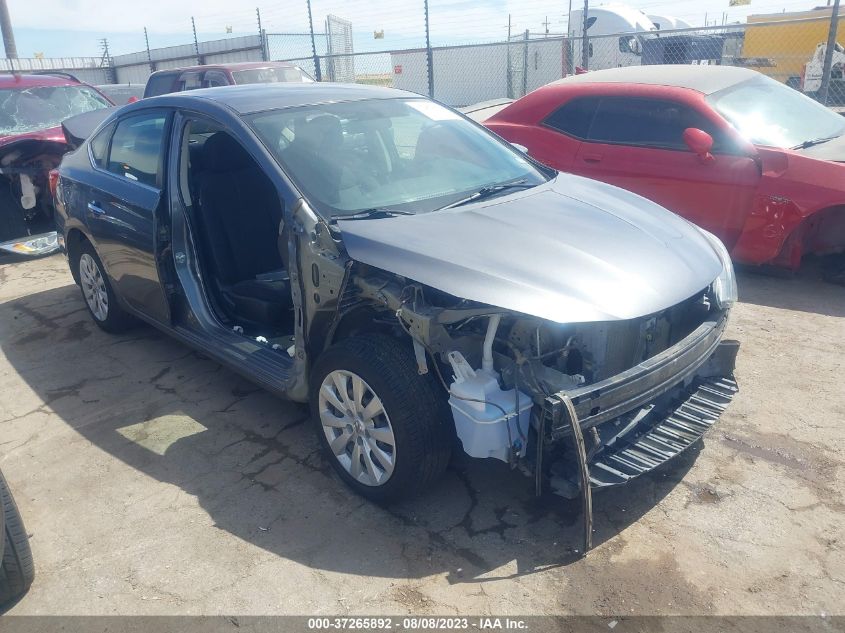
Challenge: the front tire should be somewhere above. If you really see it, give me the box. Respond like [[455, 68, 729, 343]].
[[75, 242, 134, 333], [0, 469, 34, 606], [310, 335, 452, 503]]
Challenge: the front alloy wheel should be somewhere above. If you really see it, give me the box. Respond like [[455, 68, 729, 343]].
[[310, 335, 452, 503], [319, 370, 397, 487]]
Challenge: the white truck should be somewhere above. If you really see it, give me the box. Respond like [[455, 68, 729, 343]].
[[647, 14, 694, 31], [802, 41, 845, 103], [568, 3, 657, 70]]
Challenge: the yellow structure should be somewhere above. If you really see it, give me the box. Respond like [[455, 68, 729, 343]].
[[741, 6, 843, 83]]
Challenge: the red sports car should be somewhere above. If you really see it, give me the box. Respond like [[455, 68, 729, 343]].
[[477, 65, 845, 270]]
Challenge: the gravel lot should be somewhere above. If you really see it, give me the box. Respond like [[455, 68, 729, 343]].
[[1, 253, 843, 616]]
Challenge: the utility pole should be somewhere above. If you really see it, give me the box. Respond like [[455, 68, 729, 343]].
[[819, 0, 841, 105], [99, 38, 110, 63], [0, 0, 18, 59], [542, 16, 550, 37], [581, 0, 589, 70], [99, 38, 115, 83], [306, 0, 322, 81]]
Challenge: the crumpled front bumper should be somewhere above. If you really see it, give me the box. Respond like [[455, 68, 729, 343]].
[[543, 310, 739, 495]]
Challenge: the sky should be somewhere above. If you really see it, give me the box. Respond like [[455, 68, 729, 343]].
[[3, 0, 838, 59]]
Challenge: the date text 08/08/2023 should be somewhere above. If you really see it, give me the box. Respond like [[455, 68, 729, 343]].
[[307, 617, 530, 630]]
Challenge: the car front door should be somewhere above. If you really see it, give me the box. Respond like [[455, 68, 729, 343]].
[[572, 95, 760, 249], [84, 109, 172, 323]]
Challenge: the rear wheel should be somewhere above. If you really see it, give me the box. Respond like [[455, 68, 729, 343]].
[[76, 242, 134, 333], [0, 469, 34, 606], [310, 335, 452, 503]]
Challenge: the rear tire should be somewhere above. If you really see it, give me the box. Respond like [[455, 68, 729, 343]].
[[310, 335, 452, 503], [75, 241, 135, 333], [0, 469, 34, 606]]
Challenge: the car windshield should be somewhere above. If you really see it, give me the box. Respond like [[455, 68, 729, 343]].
[[249, 98, 549, 217], [0, 84, 111, 136], [707, 75, 845, 149], [232, 67, 314, 85]]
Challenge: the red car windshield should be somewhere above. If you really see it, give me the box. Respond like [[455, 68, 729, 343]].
[[708, 75, 845, 149], [0, 84, 111, 137]]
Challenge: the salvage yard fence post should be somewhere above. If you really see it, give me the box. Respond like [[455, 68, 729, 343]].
[[191, 17, 201, 65], [819, 0, 842, 105], [306, 0, 322, 82], [424, 0, 434, 98], [256, 7, 268, 62]]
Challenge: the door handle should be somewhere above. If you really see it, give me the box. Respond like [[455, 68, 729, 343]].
[[582, 153, 603, 163], [87, 202, 106, 215]]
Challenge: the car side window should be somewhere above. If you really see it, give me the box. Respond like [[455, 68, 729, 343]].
[[543, 97, 600, 139], [107, 113, 167, 187], [144, 73, 177, 97], [587, 97, 722, 151], [89, 122, 115, 168], [178, 72, 203, 92], [203, 71, 229, 88]]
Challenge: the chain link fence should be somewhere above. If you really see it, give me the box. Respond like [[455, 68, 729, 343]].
[[260, 7, 845, 109], [7, 5, 844, 109]]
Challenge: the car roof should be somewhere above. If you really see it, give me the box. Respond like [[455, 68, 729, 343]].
[[145, 82, 421, 114], [0, 72, 81, 88], [550, 65, 759, 95], [149, 61, 302, 76]]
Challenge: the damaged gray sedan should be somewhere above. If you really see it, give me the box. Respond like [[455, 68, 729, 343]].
[[54, 84, 739, 531]]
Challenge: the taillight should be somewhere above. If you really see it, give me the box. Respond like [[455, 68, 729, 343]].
[[48, 169, 59, 200]]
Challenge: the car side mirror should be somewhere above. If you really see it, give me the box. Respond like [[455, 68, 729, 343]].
[[127, 96, 140, 104], [683, 128, 714, 163]]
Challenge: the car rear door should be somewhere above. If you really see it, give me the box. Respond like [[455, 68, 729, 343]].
[[573, 95, 760, 249], [83, 109, 172, 323]]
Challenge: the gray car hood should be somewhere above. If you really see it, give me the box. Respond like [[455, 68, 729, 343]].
[[337, 174, 723, 323]]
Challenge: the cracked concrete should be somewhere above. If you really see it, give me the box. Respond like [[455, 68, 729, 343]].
[[1, 253, 844, 615]]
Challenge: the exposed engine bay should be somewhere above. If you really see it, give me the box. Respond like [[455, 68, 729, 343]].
[[350, 268, 737, 491], [0, 139, 65, 255]]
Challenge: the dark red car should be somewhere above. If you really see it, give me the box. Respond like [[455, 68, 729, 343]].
[[478, 65, 845, 270], [0, 72, 112, 256]]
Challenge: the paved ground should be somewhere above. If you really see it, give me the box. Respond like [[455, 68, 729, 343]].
[[1, 253, 843, 616]]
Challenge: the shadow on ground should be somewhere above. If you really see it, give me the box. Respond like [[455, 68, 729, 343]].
[[2, 283, 701, 583], [736, 257, 845, 318]]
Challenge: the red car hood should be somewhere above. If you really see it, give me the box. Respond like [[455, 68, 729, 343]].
[[0, 125, 66, 148]]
